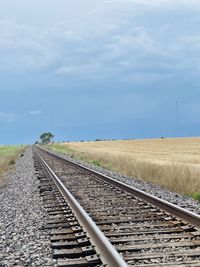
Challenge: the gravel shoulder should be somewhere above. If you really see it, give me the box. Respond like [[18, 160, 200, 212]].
[[43, 147, 200, 215], [0, 147, 56, 267]]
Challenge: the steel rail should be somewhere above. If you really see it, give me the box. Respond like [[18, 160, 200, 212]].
[[35, 151, 128, 267], [36, 146, 200, 229]]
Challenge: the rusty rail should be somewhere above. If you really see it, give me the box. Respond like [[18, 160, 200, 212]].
[[36, 150, 128, 267]]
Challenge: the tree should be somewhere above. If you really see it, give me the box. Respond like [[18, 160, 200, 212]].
[[40, 132, 54, 144]]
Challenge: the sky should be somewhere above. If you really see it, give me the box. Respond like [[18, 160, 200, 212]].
[[1, 0, 200, 144]]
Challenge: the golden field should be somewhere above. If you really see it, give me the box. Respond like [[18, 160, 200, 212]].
[[47, 138, 200, 196]]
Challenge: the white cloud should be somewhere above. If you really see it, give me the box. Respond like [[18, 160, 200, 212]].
[[0, 20, 58, 71], [179, 35, 200, 49], [29, 110, 43, 115], [0, 112, 16, 122], [105, 0, 200, 9], [0, 1, 199, 84], [124, 72, 173, 84], [55, 63, 103, 76]]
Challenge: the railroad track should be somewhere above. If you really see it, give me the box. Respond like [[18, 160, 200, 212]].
[[33, 146, 200, 266]]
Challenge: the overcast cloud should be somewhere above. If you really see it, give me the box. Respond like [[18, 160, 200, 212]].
[[0, 1, 200, 143]]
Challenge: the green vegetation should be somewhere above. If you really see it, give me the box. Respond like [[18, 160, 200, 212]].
[[0, 145, 26, 186], [45, 143, 113, 171], [40, 132, 54, 144], [44, 143, 74, 155], [8, 159, 15, 165], [187, 192, 200, 201], [0, 145, 24, 157], [91, 160, 101, 166]]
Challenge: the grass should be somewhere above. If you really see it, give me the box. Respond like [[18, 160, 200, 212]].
[[187, 192, 200, 201], [43, 143, 74, 154], [45, 138, 200, 198], [91, 160, 101, 166], [0, 145, 26, 186]]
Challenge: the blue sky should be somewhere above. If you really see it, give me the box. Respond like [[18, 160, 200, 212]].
[[1, 0, 200, 144]]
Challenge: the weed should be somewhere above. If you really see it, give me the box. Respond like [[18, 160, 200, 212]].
[[92, 160, 101, 166], [9, 159, 15, 165], [187, 192, 200, 201]]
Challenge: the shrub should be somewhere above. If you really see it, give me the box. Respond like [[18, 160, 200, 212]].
[[9, 159, 15, 165], [92, 160, 101, 166], [187, 192, 200, 201]]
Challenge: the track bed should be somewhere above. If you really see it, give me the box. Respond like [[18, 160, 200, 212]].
[[34, 147, 200, 266]]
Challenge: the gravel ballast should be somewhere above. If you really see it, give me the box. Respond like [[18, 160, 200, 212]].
[[0, 147, 56, 267], [1, 145, 199, 266], [43, 147, 200, 215]]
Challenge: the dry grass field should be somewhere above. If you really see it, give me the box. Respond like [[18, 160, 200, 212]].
[[0, 145, 26, 186], [47, 138, 200, 197]]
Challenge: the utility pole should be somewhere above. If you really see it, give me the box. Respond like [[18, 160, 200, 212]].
[[176, 100, 179, 137]]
